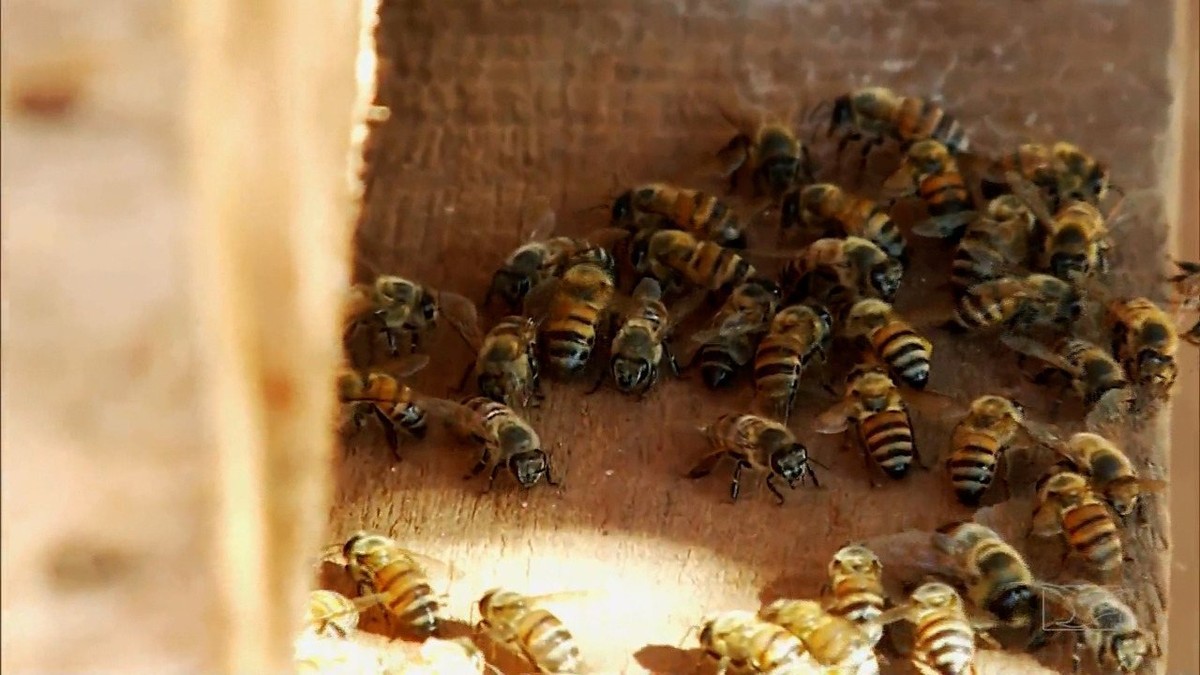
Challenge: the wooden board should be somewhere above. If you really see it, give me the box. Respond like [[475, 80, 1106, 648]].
[[330, 1, 1196, 673]]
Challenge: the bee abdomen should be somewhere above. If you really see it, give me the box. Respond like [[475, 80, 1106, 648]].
[[698, 344, 743, 389], [517, 610, 582, 673], [920, 175, 972, 216], [875, 327, 930, 388], [948, 441, 999, 505], [861, 413, 914, 478], [375, 563, 440, 634], [1065, 504, 1123, 571], [917, 615, 976, 675]]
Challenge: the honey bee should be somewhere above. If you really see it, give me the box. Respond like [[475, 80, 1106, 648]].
[[828, 87, 969, 169], [686, 413, 820, 505], [413, 637, 492, 675], [1034, 201, 1111, 282], [1168, 259, 1200, 344], [822, 544, 887, 647], [879, 582, 979, 675], [759, 599, 879, 674], [344, 275, 479, 360], [696, 610, 819, 675], [780, 183, 908, 264], [428, 396, 557, 491], [981, 142, 1113, 211], [945, 195, 1037, 297], [1001, 335, 1134, 427], [691, 277, 782, 389], [718, 114, 816, 197], [1106, 297, 1179, 408], [1044, 583, 1157, 673], [597, 277, 679, 396], [487, 236, 615, 310], [632, 228, 758, 294], [882, 140, 977, 239], [842, 298, 933, 390], [946, 395, 1037, 507], [611, 182, 748, 249], [816, 364, 923, 482], [1031, 465, 1124, 577], [781, 236, 904, 310], [466, 315, 543, 409], [932, 522, 1042, 633], [337, 354, 431, 459], [525, 255, 617, 375], [752, 303, 834, 422], [305, 589, 369, 638], [1053, 432, 1166, 518], [336, 531, 443, 637], [476, 587, 584, 674], [951, 273, 1081, 334]]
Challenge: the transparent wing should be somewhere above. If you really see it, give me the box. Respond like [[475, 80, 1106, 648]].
[[437, 290, 484, 352], [1004, 170, 1056, 225], [814, 399, 857, 434], [880, 166, 916, 199], [379, 353, 432, 379], [999, 334, 1071, 371], [911, 211, 979, 239], [519, 197, 558, 241], [860, 528, 955, 586], [521, 276, 561, 320]]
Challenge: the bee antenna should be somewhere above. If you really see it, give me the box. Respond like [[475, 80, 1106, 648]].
[[676, 622, 702, 648], [808, 457, 831, 471]]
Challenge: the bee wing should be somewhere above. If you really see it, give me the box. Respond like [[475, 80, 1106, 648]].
[[880, 166, 916, 200], [1019, 417, 1065, 452], [392, 547, 462, 585], [519, 197, 558, 241], [861, 529, 955, 583], [520, 589, 603, 607], [418, 396, 488, 439], [911, 212, 979, 239], [521, 276, 562, 321], [584, 226, 634, 250], [999, 334, 1070, 371], [380, 353, 432, 379], [688, 318, 766, 345], [814, 399, 857, 434], [436, 290, 484, 352], [632, 277, 664, 302], [1004, 170, 1057, 225]]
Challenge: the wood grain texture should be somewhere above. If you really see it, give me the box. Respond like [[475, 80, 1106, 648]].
[[332, 1, 1187, 673]]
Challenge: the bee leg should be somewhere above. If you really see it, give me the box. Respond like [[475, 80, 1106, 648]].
[[543, 454, 560, 487], [664, 344, 681, 377], [587, 365, 608, 395], [484, 462, 506, 493], [765, 474, 786, 506], [1071, 634, 1085, 674], [717, 134, 751, 192], [455, 362, 475, 396], [463, 447, 493, 481], [373, 407, 402, 461], [728, 461, 747, 502], [685, 451, 723, 480], [382, 327, 402, 356]]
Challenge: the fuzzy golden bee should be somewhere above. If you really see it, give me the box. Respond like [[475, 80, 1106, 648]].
[[696, 610, 819, 675], [1031, 465, 1124, 578], [1106, 297, 1179, 409], [344, 275, 478, 361], [1054, 431, 1166, 518], [337, 355, 431, 459], [982, 141, 1113, 210], [822, 544, 887, 647], [597, 278, 680, 395], [932, 521, 1043, 634], [759, 599, 879, 674], [526, 255, 617, 375], [817, 363, 923, 482], [466, 315, 543, 409], [945, 195, 1037, 297], [686, 413, 820, 505], [781, 236, 904, 310], [631, 228, 758, 294], [827, 86, 970, 164], [780, 183, 908, 265], [945, 395, 1038, 506], [753, 303, 834, 423], [882, 139, 977, 239], [1001, 335, 1133, 427], [611, 182, 748, 249], [1035, 200, 1111, 282], [880, 581, 979, 675], [1044, 583, 1157, 673], [335, 531, 443, 637], [691, 277, 782, 389], [476, 587, 585, 675], [718, 114, 816, 197], [487, 236, 615, 310], [951, 273, 1081, 334], [430, 396, 557, 491], [842, 298, 933, 390]]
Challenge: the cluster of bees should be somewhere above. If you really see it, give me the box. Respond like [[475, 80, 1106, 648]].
[[314, 85, 1198, 673]]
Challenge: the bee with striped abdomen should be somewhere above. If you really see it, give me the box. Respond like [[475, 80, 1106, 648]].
[[426, 396, 556, 491], [951, 273, 1081, 334], [1031, 465, 1125, 578], [842, 298, 933, 390], [465, 315, 542, 409], [632, 228, 758, 295], [817, 363, 923, 483], [822, 544, 887, 647], [944, 195, 1037, 297], [781, 236, 904, 310], [696, 610, 819, 675], [337, 354, 431, 460], [1034, 201, 1112, 283], [476, 588, 585, 674], [759, 599, 879, 674], [1053, 431, 1166, 519], [335, 531, 443, 637], [945, 395, 1040, 507], [780, 183, 908, 265], [343, 275, 479, 363], [690, 277, 782, 389], [686, 413, 820, 505], [827, 87, 969, 167], [596, 278, 679, 396], [981, 141, 1114, 211], [611, 182, 748, 249], [882, 140, 977, 240], [525, 254, 617, 376], [753, 303, 834, 423], [879, 582, 980, 675], [718, 111, 816, 198], [487, 236, 615, 311], [1106, 297, 1179, 410], [1001, 335, 1134, 428], [1044, 583, 1157, 673]]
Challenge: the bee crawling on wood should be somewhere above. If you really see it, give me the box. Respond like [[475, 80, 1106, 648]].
[[590, 277, 690, 398], [1167, 259, 1200, 344], [717, 104, 817, 198], [694, 609, 820, 675], [686, 413, 822, 505], [337, 354, 432, 460], [343, 274, 480, 365], [475, 587, 587, 674], [423, 396, 557, 492], [827, 86, 970, 168]]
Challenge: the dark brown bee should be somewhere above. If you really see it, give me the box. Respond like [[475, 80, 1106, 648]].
[[631, 228, 757, 294], [882, 140, 977, 239], [686, 413, 820, 505], [467, 315, 542, 408], [611, 182, 747, 249], [816, 363, 922, 482], [828, 87, 969, 166], [1031, 465, 1124, 578], [753, 303, 834, 423], [718, 114, 816, 197], [1106, 297, 1179, 409], [842, 298, 933, 390], [780, 183, 908, 265], [951, 273, 1081, 334], [781, 236, 904, 310], [337, 354, 431, 459], [944, 195, 1037, 297], [690, 277, 782, 389]]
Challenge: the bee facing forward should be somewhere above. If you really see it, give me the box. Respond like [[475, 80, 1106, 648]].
[[828, 87, 969, 167], [344, 275, 478, 360], [611, 182, 747, 249], [1031, 465, 1124, 578], [932, 521, 1043, 634], [431, 396, 557, 491], [1054, 432, 1166, 518], [880, 582, 979, 675], [691, 277, 782, 389], [686, 413, 820, 505], [487, 235, 614, 310], [822, 544, 887, 647], [337, 355, 431, 459], [817, 364, 922, 482], [632, 228, 758, 295], [1106, 297, 1179, 409], [598, 278, 679, 396], [753, 303, 834, 423], [336, 531, 443, 637], [718, 115, 816, 197], [1045, 583, 1157, 673], [759, 599, 879, 674], [945, 195, 1037, 297], [781, 236, 904, 309], [951, 273, 1081, 334], [780, 183, 908, 265], [528, 255, 617, 376], [882, 139, 977, 239], [945, 395, 1031, 506], [467, 315, 543, 409], [476, 587, 584, 675], [696, 610, 818, 675], [842, 298, 933, 390]]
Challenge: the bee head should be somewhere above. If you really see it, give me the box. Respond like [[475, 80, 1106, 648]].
[[764, 433, 809, 487], [869, 259, 903, 302], [612, 353, 654, 393], [1107, 477, 1142, 518], [1113, 632, 1151, 671], [488, 270, 533, 309], [611, 191, 635, 225], [986, 584, 1037, 626], [509, 449, 550, 489], [763, 157, 800, 196], [1136, 349, 1177, 394], [828, 94, 854, 135]]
